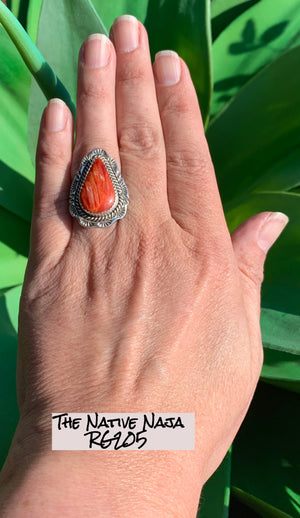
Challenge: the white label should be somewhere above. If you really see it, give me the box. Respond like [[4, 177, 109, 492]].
[[52, 412, 194, 450]]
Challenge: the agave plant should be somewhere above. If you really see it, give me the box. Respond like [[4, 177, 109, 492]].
[[0, 1, 299, 516]]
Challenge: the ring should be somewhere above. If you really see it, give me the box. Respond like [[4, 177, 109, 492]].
[[69, 149, 129, 228]]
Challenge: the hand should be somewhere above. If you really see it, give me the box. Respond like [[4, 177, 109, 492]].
[[0, 14, 288, 518]]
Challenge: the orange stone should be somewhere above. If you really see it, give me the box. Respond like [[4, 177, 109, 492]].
[[80, 158, 115, 213]]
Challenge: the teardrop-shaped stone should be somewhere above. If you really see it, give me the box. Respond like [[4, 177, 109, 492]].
[[80, 158, 115, 213]]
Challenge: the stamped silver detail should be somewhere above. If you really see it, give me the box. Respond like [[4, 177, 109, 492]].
[[69, 149, 129, 228]]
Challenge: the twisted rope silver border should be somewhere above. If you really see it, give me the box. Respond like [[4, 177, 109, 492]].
[[69, 149, 129, 228]]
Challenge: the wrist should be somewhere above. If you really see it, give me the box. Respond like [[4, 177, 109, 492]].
[[0, 423, 203, 517]]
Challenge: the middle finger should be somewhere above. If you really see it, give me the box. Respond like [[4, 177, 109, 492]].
[[111, 16, 169, 219]]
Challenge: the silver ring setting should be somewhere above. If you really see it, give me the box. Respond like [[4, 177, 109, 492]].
[[69, 149, 129, 228]]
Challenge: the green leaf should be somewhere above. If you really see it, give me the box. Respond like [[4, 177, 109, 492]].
[[26, 0, 43, 43], [0, 25, 34, 221], [0, 24, 33, 181], [211, 0, 259, 19], [27, 0, 108, 162], [198, 447, 231, 518], [93, 0, 213, 126], [207, 46, 300, 205], [3, 283, 20, 334], [0, 161, 33, 222], [231, 382, 300, 517], [0, 1, 75, 130], [260, 308, 300, 390], [7, 0, 21, 21], [0, 206, 29, 289], [251, 147, 300, 194], [145, 0, 213, 127], [91, 0, 149, 28], [0, 285, 21, 470], [261, 349, 300, 385], [261, 309, 300, 356], [232, 487, 294, 518], [211, 0, 260, 42], [211, 0, 300, 117], [9, 0, 32, 29]]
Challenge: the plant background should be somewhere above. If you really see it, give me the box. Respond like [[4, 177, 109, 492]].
[[0, 1, 299, 516]]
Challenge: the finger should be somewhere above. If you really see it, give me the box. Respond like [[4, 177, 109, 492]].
[[231, 211, 289, 315], [153, 51, 227, 239], [71, 34, 120, 240], [30, 98, 73, 263], [110, 16, 169, 220], [73, 34, 119, 172]]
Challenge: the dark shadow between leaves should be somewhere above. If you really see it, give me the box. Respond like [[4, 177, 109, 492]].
[[231, 382, 299, 517], [16, 0, 29, 29], [0, 160, 34, 223], [263, 349, 298, 367], [229, 494, 261, 518], [0, 295, 19, 471], [0, 204, 30, 257]]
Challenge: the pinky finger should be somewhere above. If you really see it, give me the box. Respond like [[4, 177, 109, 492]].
[[30, 98, 74, 264]]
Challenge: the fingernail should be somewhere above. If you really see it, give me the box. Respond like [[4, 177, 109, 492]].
[[112, 15, 139, 52], [257, 212, 289, 254], [81, 34, 110, 67], [154, 50, 181, 86], [45, 99, 67, 132]]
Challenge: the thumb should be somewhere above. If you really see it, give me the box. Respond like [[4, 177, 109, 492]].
[[231, 211, 289, 307]]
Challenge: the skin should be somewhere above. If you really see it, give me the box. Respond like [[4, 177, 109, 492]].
[[0, 16, 288, 518]]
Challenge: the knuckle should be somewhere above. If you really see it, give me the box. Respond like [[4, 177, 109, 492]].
[[161, 90, 198, 119], [21, 270, 55, 311], [167, 147, 212, 175], [38, 194, 68, 221], [117, 64, 146, 86], [79, 80, 109, 105], [118, 121, 161, 158], [239, 260, 264, 289], [37, 139, 67, 169]]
